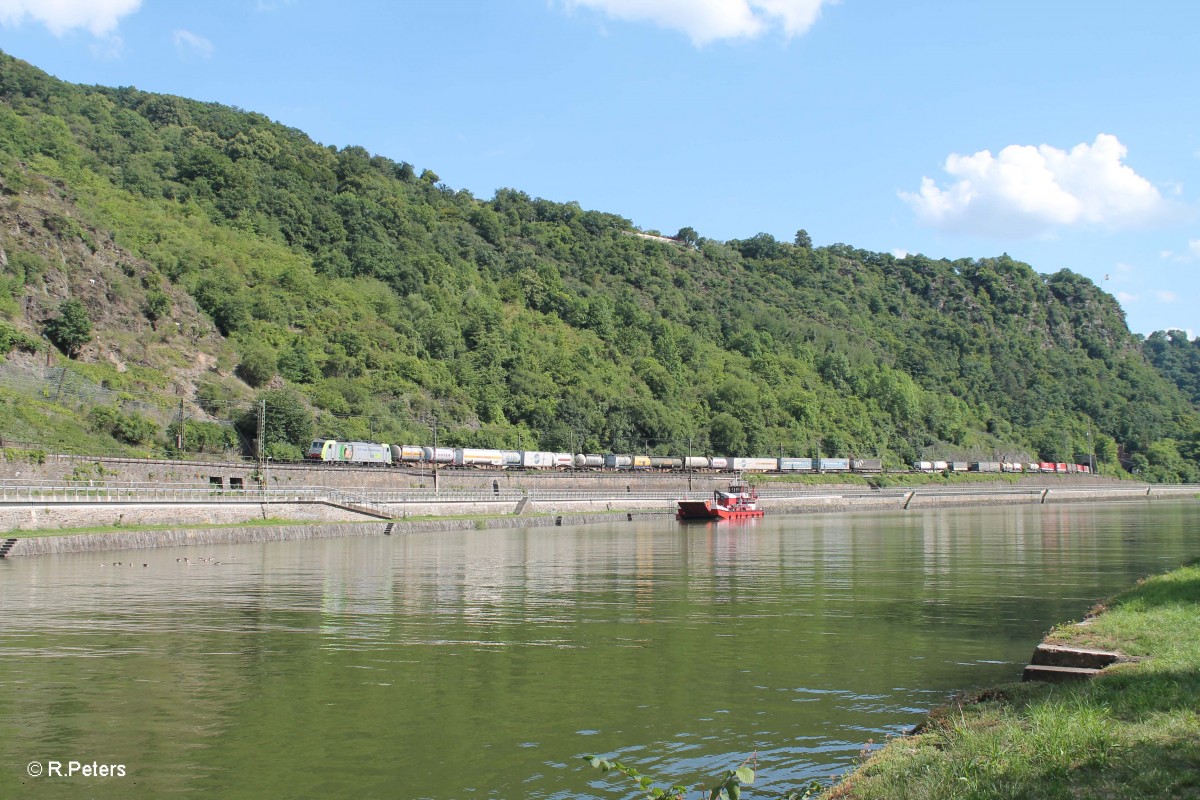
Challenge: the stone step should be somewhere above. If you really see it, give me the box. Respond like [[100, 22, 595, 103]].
[[1022, 664, 1102, 684], [0, 537, 17, 558], [1031, 643, 1121, 670]]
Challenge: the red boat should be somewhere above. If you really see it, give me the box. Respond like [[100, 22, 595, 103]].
[[676, 483, 764, 521]]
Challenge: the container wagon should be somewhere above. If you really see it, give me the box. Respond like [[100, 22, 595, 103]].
[[779, 457, 814, 471], [731, 457, 778, 471]]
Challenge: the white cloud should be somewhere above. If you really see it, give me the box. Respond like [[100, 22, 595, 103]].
[[1154, 290, 1179, 303], [1159, 239, 1200, 262], [1116, 291, 1138, 304], [563, 0, 831, 45], [891, 248, 909, 259], [901, 134, 1167, 238], [173, 29, 213, 59], [0, 0, 141, 37]]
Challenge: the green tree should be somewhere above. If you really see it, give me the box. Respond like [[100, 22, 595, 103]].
[[1094, 433, 1118, 466], [277, 342, 319, 384], [236, 344, 277, 387], [87, 405, 158, 445], [167, 419, 237, 454], [710, 412, 748, 455], [143, 290, 171, 327], [675, 226, 699, 248], [237, 388, 315, 457], [44, 298, 92, 358]]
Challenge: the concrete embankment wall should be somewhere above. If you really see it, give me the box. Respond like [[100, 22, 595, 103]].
[[3, 522, 387, 557], [2, 485, 1180, 535], [0, 501, 366, 533], [1, 512, 668, 557]]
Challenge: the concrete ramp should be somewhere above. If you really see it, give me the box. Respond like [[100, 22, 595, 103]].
[[322, 492, 392, 520]]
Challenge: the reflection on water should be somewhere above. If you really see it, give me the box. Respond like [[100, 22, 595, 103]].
[[1, 501, 1197, 798]]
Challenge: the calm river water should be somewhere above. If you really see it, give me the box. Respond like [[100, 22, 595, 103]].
[[1, 500, 1198, 799]]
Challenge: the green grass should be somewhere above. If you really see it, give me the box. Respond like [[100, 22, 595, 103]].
[[821, 562, 1200, 800]]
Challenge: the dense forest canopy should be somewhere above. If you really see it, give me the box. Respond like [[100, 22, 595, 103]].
[[0, 50, 1198, 481]]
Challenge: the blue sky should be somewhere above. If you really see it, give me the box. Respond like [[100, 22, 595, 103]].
[[1, 0, 1198, 336]]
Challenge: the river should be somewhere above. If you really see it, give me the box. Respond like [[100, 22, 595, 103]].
[[1, 500, 1197, 799]]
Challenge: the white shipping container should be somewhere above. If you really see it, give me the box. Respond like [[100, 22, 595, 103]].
[[732, 457, 777, 471], [521, 451, 557, 468]]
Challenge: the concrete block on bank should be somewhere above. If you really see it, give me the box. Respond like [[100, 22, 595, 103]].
[[1022, 643, 1124, 684], [1030, 644, 1122, 670], [1021, 664, 1101, 683]]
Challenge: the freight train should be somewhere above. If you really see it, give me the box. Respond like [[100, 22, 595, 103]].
[[303, 439, 1088, 475], [309, 441, 1032, 472], [303, 439, 880, 472]]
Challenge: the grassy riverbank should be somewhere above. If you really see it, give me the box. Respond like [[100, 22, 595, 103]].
[[823, 562, 1200, 799]]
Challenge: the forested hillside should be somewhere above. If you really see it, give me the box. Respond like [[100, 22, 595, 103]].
[[0, 50, 1197, 481]]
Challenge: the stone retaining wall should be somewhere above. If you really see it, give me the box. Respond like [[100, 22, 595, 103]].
[[3, 522, 387, 557], [2, 513, 669, 557], [0, 501, 369, 533]]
